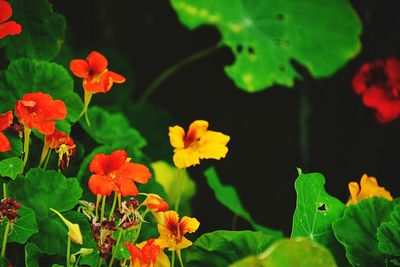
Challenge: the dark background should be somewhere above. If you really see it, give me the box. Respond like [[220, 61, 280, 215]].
[[54, 0, 400, 236]]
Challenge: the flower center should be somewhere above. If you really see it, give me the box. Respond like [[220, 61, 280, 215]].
[[184, 129, 197, 148]]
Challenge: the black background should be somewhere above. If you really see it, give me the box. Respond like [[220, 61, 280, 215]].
[[54, 0, 400, 236]]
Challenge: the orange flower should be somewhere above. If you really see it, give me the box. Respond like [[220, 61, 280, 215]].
[[14, 92, 67, 135], [70, 51, 126, 125], [145, 194, 169, 213], [157, 210, 199, 251], [0, 0, 22, 40], [347, 174, 393, 205], [88, 150, 151, 197], [0, 110, 13, 152], [124, 239, 170, 267], [169, 120, 230, 169], [40, 130, 76, 169]]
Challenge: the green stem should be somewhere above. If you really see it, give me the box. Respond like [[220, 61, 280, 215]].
[[97, 257, 103, 267], [79, 90, 93, 126], [22, 127, 31, 171], [100, 195, 106, 222], [43, 149, 52, 170], [174, 168, 186, 212], [231, 214, 238, 230], [176, 249, 184, 267], [108, 229, 123, 267], [66, 236, 71, 267], [139, 43, 221, 104], [108, 192, 117, 220], [171, 251, 175, 267], [3, 183, 7, 199], [1, 221, 10, 257]]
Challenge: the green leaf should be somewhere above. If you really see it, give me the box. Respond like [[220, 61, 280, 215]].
[[0, 59, 83, 129], [291, 171, 348, 265], [0, 157, 23, 180], [377, 201, 400, 257], [170, 0, 361, 92], [332, 197, 396, 266], [204, 167, 282, 236], [25, 243, 42, 267], [231, 238, 337, 267], [8, 168, 82, 255], [80, 106, 147, 151], [151, 161, 196, 213], [186, 230, 279, 266], [6, 0, 65, 61], [0, 206, 38, 244]]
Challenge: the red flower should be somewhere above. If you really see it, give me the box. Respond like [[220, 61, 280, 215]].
[[40, 130, 76, 169], [0, 111, 13, 152], [353, 58, 400, 123], [124, 239, 170, 267], [70, 51, 125, 94], [88, 150, 151, 197], [0, 0, 22, 40], [15, 92, 67, 135]]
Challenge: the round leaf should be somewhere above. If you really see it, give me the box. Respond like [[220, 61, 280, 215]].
[[0, 157, 23, 180], [171, 0, 362, 92], [0, 206, 38, 244]]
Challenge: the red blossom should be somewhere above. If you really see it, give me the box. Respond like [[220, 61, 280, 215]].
[[88, 150, 151, 197], [0, 0, 22, 40], [70, 51, 125, 94], [124, 239, 162, 267], [0, 110, 13, 152], [15, 92, 67, 135], [353, 58, 400, 123]]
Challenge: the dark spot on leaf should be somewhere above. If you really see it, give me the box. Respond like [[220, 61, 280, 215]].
[[317, 203, 327, 211], [248, 46, 255, 55], [274, 38, 290, 48], [277, 13, 284, 21], [236, 45, 243, 53], [279, 65, 285, 72]]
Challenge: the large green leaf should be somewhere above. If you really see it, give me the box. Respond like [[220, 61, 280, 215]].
[[8, 168, 82, 255], [0, 206, 38, 244], [204, 167, 282, 236], [291, 170, 348, 265], [25, 243, 42, 267], [6, 0, 65, 61], [186, 230, 279, 266], [80, 106, 147, 152], [377, 201, 400, 259], [333, 197, 396, 266], [0, 59, 83, 131], [170, 0, 361, 92], [0, 157, 23, 180], [231, 238, 337, 267]]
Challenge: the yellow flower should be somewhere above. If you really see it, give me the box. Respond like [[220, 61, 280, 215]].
[[50, 208, 83, 245], [347, 174, 393, 205], [156, 210, 199, 251], [168, 120, 230, 169]]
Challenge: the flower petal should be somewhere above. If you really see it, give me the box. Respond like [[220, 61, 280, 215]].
[[114, 177, 139, 197], [0, 110, 13, 131], [172, 148, 200, 169], [107, 71, 126, 83], [0, 132, 11, 152], [168, 126, 185, 149], [105, 150, 127, 174], [88, 174, 114, 196], [83, 80, 107, 93], [198, 130, 230, 160], [34, 121, 56, 135], [86, 51, 108, 75], [174, 236, 193, 250], [117, 162, 151, 184], [70, 59, 89, 79], [0, 20, 21, 39], [43, 100, 67, 121], [89, 153, 108, 175], [188, 120, 209, 139], [180, 216, 200, 235], [0, 0, 12, 23]]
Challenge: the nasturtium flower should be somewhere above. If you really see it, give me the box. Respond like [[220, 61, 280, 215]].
[[15, 92, 67, 135], [40, 130, 76, 169], [347, 174, 393, 205], [156, 210, 199, 251], [0, 110, 13, 152], [168, 120, 230, 169], [50, 208, 83, 245], [0, 0, 22, 40], [88, 150, 151, 197], [145, 194, 169, 213], [124, 239, 170, 267], [353, 58, 400, 123]]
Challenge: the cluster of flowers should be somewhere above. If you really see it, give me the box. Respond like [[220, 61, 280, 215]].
[[0, 197, 21, 223]]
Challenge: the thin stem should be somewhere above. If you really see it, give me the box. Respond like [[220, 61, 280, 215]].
[[174, 168, 186, 212], [108, 228, 123, 267], [1, 221, 10, 257], [79, 90, 93, 126], [43, 149, 52, 170], [3, 183, 6, 199], [95, 194, 102, 219], [231, 214, 238, 231], [108, 192, 117, 220], [97, 257, 103, 267], [139, 43, 221, 104], [100, 195, 106, 222], [66, 236, 71, 267], [22, 127, 31, 170], [171, 251, 175, 267], [176, 249, 184, 267]]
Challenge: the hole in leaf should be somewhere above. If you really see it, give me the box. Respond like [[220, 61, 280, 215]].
[[277, 13, 284, 21], [317, 203, 327, 211], [247, 46, 255, 55], [236, 45, 243, 53]]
